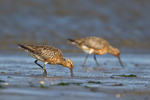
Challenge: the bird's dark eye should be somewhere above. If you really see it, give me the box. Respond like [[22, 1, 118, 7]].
[[64, 59, 66, 61], [70, 63, 73, 67]]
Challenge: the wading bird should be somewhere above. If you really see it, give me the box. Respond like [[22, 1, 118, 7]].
[[68, 36, 124, 68], [18, 44, 74, 77]]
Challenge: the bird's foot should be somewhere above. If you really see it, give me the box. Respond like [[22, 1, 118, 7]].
[[43, 69, 47, 77], [82, 64, 85, 67]]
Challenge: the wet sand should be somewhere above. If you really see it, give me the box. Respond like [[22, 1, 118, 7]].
[[0, 54, 150, 100]]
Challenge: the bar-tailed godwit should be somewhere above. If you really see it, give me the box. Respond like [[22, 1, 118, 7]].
[[68, 36, 124, 68], [18, 44, 74, 77]]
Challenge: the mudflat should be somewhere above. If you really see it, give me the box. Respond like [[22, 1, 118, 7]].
[[0, 54, 150, 100]]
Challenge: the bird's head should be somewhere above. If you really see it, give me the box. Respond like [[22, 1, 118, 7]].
[[62, 58, 74, 77]]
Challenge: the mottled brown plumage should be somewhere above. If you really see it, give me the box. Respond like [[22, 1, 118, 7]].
[[18, 44, 74, 77], [68, 36, 124, 68]]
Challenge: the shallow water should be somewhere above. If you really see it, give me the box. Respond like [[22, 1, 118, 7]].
[[0, 54, 150, 100]]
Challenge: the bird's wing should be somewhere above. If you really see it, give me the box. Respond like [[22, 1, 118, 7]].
[[76, 37, 108, 50], [24, 45, 63, 60]]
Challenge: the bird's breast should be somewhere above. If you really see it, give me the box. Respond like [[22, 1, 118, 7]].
[[80, 45, 94, 54], [47, 55, 62, 64], [93, 46, 108, 55]]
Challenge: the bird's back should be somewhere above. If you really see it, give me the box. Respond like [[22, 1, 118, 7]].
[[71, 37, 110, 50], [18, 44, 64, 64]]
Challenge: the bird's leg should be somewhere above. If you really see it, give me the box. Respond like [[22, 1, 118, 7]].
[[82, 54, 90, 67], [35, 60, 43, 69], [35, 60, 47, 76], [43, 63, 47, 77], [94, 54, 100, 67]]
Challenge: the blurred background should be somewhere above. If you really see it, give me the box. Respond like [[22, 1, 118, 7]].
[[0, 0, 150, 54]]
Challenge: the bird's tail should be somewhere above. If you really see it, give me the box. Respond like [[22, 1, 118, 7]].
[[18, 44, 28, 49], [18, 44, 34, 53], [67, 39, 77, 45]]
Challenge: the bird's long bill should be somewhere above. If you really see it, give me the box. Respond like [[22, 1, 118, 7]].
[[70, 68, 74, 77], [118, 56, 125, 68]]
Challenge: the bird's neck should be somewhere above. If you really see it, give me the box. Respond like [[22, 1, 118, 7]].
[[108, 45, 119, 56], [60, 59, 69, 68], [60, 59, 65, 65]]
